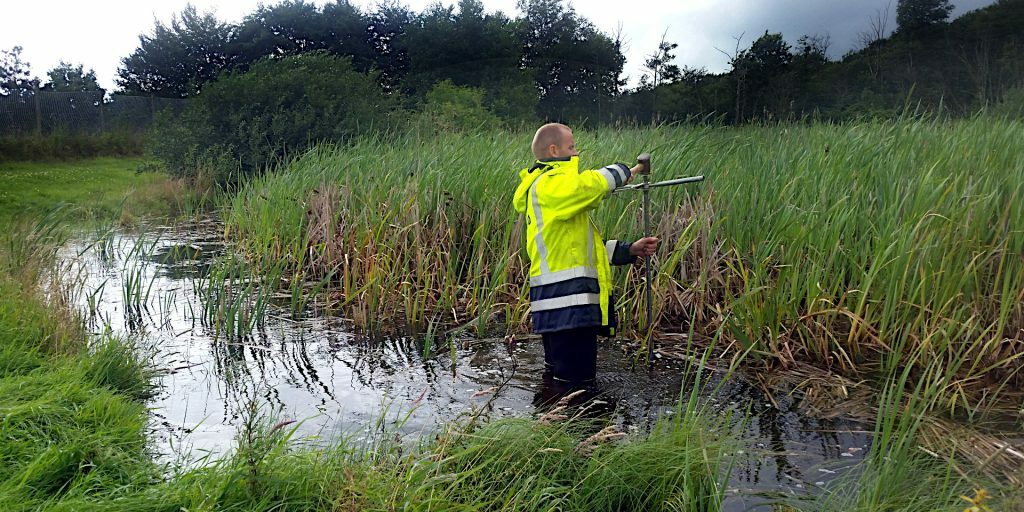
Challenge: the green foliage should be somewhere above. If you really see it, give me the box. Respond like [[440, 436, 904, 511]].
[[0, 353, 154, 505], [118, 0, 623, 126], [82, 339, 155, 401], [229, 0, 374, 72], [150, 53, 400, 184], [997, 85, 1024, 116], [42, 62, 102, 93], [402, 1, 520, 94], [0, 279, 48, 377], [897, 0, 954, 33], [641, 37, 682, 89], [117, 4, 231, 98], [519, 0, 625, 123], [418, 80, 502, 132]]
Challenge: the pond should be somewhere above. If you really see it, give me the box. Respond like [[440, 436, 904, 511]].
[[62, 221, 871, 511]]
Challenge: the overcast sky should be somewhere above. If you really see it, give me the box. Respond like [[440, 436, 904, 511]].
[[1, 0, 998, 91]]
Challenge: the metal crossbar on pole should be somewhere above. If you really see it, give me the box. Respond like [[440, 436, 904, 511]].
[[613, 175, 705, 193]]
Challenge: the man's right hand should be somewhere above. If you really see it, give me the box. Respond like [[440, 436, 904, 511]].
[[627, 163, 644, 184]]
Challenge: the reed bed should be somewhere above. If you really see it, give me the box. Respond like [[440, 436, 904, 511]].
[[0, 183, 1011, 511], [225, 116, 1024, 410]]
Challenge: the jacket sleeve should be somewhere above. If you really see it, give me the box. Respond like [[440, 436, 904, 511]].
[[604, 239, 637, 266], [541, 163, 632, 221]]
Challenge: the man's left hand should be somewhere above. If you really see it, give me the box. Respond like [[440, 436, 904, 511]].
[[629, 237, 659, 258]]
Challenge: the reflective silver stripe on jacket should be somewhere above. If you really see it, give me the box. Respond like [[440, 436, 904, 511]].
[[605, 239, 617, 263], [587, 223, 595, 265], [529, 178, 550, 273], [529, 292, 601, 312], [598, 165, 619, 190], [597, 164, 629, 191], [529, 265, 597, 286]]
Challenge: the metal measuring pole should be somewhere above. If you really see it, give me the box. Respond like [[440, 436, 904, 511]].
[[616, 155, 705, 365], [636, 153, 654, 365]]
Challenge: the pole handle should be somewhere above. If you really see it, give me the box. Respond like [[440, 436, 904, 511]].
[[636, 153, 651, 175]]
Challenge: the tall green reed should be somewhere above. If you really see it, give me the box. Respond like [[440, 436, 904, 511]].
[[225, 116, 1024, 410]]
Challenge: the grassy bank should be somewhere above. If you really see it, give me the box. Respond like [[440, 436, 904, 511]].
[[0, 157, 194, 224], [224, 115, 1024, 412]]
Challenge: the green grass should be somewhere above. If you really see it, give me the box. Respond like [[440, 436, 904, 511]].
[[0, 157, 183, 223]]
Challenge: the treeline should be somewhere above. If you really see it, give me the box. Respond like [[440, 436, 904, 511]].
[[111, 0, 1024, 127], [625, 0, 1024, 124], [128, 0, 1024, 182], [117, 0, 622, 125], [5, 0, 1022, 174]]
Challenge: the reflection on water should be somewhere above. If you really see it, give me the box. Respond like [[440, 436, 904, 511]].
[[62, 222, 870, 510]]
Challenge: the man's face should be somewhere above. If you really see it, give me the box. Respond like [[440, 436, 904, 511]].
[[551, 128, 579, 159]]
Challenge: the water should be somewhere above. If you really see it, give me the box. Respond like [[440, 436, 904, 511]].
[[62, 222, 871, 510]]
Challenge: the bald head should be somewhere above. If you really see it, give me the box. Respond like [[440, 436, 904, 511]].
[[531, 123, 576, 160]]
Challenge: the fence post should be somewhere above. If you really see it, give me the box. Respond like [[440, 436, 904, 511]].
[[33, 82, 41, 137], [98, 94, 105, 133]]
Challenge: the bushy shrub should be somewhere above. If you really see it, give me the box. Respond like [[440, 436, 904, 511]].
[[416, 80, 502, 133], [150, 52, 402, 184]]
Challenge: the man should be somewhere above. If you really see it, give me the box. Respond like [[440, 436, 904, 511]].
[[513, 123, 658, 385]]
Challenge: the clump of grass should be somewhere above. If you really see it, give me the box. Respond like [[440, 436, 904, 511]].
[[195, 251, 283, 338], [0, 248, 157, 509]]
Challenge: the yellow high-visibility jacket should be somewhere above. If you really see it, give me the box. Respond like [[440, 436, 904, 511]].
[[512, 156, 636, 334]]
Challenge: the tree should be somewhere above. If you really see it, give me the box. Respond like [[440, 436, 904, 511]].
[[795, 35, 830, 67], [0, 46, 36, 98], [402, 0, 519, 95], [517, 0, 625, 123], [43, 61, 103, 93], [117, 5, 231, 97], [730, 32, 793, 122], [368, 1, 413, 90], [857, 2, 892, 50], [897, 0, 954, 33], [642, 31, 682, 88], [641, 31, 682, 118], [229, 0, 330, 63]]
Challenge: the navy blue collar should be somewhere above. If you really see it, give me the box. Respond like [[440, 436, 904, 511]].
[[529, 155, 573, 172]]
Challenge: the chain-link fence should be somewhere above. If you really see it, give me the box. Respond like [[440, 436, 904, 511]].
[[0, 90, 186, 136]]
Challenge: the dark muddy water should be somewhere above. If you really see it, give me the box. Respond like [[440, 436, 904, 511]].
[[62, 223, 871, 511]]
